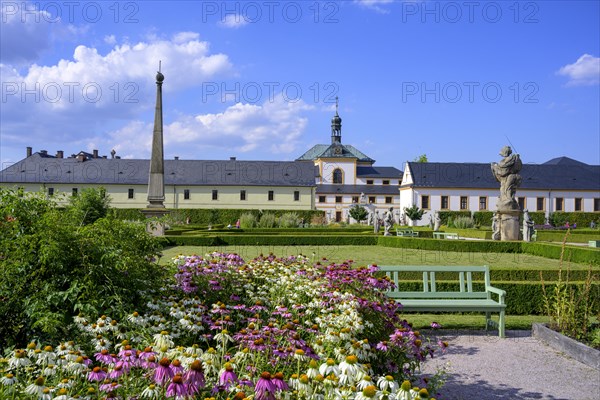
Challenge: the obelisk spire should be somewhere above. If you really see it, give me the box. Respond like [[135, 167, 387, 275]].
[[147, 63, 165, 208]]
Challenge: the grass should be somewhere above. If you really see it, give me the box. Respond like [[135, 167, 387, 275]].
[[159, 244, 595, 270], [406, 313, 552, 331]]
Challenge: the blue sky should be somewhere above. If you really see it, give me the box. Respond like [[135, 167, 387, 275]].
[[1, 0, 599, 170]]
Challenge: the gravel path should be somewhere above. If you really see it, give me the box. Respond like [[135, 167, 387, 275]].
[[419, 330, 600, 400]]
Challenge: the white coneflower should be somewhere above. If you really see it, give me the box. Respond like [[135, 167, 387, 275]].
[[213, 329, 232, 345], [9, 349, 31, 368], [24, 376, 46, 397], [67, 356, 88, 375], [0, 373, 17, 386], [357, 375, 374, 390], [42, 364, 57, 376], [153, 331, 174, 350], [355, 384, 381, 400], [306, 359, 319, 378], [140, 383, 161, 399], [377, 375, 399, 393], [319, 358, 340, 377], [339, 355, 361, 379], [35, 346, 56, 366]]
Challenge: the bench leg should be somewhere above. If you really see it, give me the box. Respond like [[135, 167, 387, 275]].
[[499, 310, 505, 338], [485, 312, 491, 331]]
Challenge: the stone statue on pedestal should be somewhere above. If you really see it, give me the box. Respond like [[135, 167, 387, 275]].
[[523, 210, 535, 242], [492, 212, 501, 240], [373, 211, 380, 233], [433, 211, 441, 232], [491, 146, 523, 241], [491, 146, 522, 212]]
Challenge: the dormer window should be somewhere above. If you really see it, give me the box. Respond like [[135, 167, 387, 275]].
[[333, 168, 343, 184]]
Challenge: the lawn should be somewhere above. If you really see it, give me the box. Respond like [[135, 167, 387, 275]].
[[159, 244, 595, 270]]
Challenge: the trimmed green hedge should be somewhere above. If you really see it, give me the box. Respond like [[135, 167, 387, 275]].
[[549, 212, 600, 228], [378, 237, 600, 265], [111, 208, 325, 225], [380, 268, 593, 282], [165, 235, 378, 246], [437, 211, 471, 226], [536, 231, 600, 243], [392, 281, 599, 315]]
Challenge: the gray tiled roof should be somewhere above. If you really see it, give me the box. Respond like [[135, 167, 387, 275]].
[[403, 161, 600, 191], [356, 166, 402, 178], [1, 154, 316, 187], [316, 184, 399, 195], [297, 143, 374, 163]]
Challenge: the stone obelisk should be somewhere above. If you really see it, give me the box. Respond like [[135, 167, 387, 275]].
[[141, 64, 170, 235]]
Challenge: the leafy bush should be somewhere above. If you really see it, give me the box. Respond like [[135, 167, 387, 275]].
[[257, 212, 277, 228], [238, 212, 257, 228], [68, 186, 111, 225], [349, 204, 369, 223], [437, 211, 471, 226], [0, 188, 165, 348], [449, 216, 475, 229], [473, 211, 494, 227], [549, 212, 600, 228], [404, 204, 424, 222], [278, 212, 300, 228]]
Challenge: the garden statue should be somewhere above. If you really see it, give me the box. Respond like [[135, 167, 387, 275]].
[[491, 146, 522, 211], [433, 211, 441, 232], [523, 210, 535, 242], [359, 192, 367, 204], [384, 207, 394, 236], [492, 212, 500, 240], [373, 211, 380, 233], [399, 213, 406, 226], [428, 214, 434, 230], [367, 210, 373, 226]]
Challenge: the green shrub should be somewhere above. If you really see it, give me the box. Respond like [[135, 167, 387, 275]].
[[239, 212, 257, 228], [473, 211, 494, 227], [279, 212, 300, 228], [549, 212, 600, 228], [0, 188, 164, 348], [165, 235, 378, 246], [450, 215, 475, 229], [437, 211, 471, 226], [258, 212, 277, 228]]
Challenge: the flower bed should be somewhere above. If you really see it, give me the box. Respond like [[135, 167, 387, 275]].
[[1, 253, 444, 399]]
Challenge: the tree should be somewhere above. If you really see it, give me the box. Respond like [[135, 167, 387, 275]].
[[349, 204, 369, 223], [413, 154, 428, 163], [0, 188, 164, 348], [403, 204, 425, 222], [68, 186, 111, 225]]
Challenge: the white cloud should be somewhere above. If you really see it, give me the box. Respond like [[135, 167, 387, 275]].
[[104, 35, 116, 45], [219, 14, 249, 29], [557, 54, 600, 86], [98, 97, 313, 159], [353, 0, 394, 13]]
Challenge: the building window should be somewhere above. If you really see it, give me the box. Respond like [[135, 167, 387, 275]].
[[268, 190, 274, 201], [574, 198, 583, 211], [460, 196, 468, 210], [184, 189, 190, 200], [421, 195, 430, 209], [367, 180, 374, 185], [319, 195, 326, 203], [333, 168, 343, 184], [335, 196, 342, 203], [555, 197, 564, 211], [382, 180, 390, 185], [128, 188, 134, 199], [594, 198, 600, 212], [294, 191, 300, 201], [369, 196, 376, 204], [352, 196, 359, 203], [536, 197, 545, 211], [72, 188, 78, 196], [479, 196, 487, 210], [240, 190, 246, 201], [385, 196, 393, 204], [518, 197, 526, 210], [212, 190, 218, 200], [48, 187, 54, 196], [441, 195, 449, 210]]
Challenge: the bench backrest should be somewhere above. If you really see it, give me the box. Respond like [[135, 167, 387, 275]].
[[378, 265, 491, 299]]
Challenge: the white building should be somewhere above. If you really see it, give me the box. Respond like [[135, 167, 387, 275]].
[[400, 158, 600, 224]]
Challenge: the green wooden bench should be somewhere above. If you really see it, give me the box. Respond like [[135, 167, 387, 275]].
[[432, 232, 460, 240], [396, 228, 419, 237], [379, 265, 506, 337]]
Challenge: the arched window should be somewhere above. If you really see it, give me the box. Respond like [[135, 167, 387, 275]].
[[333, 168, 343, 184]]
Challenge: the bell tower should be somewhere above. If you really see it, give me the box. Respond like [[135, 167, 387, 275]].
[[331, 96, 342, 144]]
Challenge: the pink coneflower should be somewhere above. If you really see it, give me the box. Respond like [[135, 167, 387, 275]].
[[138, 347, 156, 360], [154, 358, 174, 386], [255, 372, 276, 400], [108, 362, 125, 379], [95, 349, 116, 365], [100, 381, 121, 392], [184, 360, 205, 394], [218, 362, 238, 388], [166, 374, 188, 398], [170, 359, 184, 375], [376, 341, 389, 351], [118, 348, 138, 369], [87, 366, 107, 382], [431, 321, 442, 329], [271, 372, 289, 392], [142, 355, 158, 369]]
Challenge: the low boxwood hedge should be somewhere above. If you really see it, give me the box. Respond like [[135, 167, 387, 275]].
[[165, 235, 378, 246]]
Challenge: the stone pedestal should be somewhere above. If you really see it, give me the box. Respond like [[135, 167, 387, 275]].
[[140, 208, 170, 236], [499, 210, 521, 241]]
